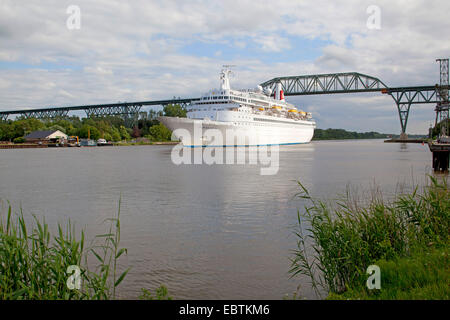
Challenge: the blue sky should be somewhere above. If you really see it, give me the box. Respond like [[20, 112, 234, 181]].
[[0, 0, 449, 134], [176, 34, 330, 64]]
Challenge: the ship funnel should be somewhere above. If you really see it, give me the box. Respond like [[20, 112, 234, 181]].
[[275, 82, 283, 100]]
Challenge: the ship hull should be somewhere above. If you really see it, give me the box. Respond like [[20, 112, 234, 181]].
[[159, 116, 314, 147]]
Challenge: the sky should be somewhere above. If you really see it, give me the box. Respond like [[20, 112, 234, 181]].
[[0, 0, 449, 134]]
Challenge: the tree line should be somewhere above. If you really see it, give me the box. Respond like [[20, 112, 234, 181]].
[[0, 104, 187, 143], [313, 128, 389, 140]]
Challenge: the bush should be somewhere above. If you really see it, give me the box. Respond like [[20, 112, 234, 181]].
[[13, 137, 25, 144]]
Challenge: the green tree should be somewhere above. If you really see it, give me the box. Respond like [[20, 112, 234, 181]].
[[163, 104, 187, 118], [48, 125, 66, 133], [148, 123, 171, 141], [46, 119, 75, 134], [104, 133, 112, 141], [77, 125, 101, 140], [0, 122, 12, 141], [119, 125, 131, 140], [110, 127, 122, 142], [10, 118, 46, 139]]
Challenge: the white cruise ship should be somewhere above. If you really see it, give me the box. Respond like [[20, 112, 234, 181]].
[[159, 67, 315, 147]]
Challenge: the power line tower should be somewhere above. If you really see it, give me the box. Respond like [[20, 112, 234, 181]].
[[435, 58, 449, 137]]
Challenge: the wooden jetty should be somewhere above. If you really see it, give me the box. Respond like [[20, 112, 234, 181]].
[[428, 140, 450, 172]]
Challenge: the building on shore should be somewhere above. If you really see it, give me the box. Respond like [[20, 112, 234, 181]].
[[24, 130, 68, 144]]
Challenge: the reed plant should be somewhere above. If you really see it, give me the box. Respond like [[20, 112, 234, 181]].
[[0, 206, 86, 299], [289, 176, 449, 299], [0, 199, 168, 300]]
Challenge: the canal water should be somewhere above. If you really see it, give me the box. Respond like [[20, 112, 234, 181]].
[[0, 140, 433, 299]]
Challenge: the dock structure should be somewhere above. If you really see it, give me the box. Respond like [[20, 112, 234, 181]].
[[428, 59, 450, 172], [0, 143, 47, 149], [384, 138, 427, 143], [428, 141, 450, 172]]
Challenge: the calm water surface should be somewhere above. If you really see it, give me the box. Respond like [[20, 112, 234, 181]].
[[0, 140, 433, 299]]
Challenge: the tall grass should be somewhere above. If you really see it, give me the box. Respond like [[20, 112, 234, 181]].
[[289, 176, 449, 299], [327, 247, 449, 300], [0, 200, 139, 300], [0, 206, 87, 299], [85, 199, 130, 300]]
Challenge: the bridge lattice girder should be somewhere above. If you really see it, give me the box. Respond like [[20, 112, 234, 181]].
[[386, 86, 442, 104], [0, 98, 199, 122], [21, 109, 70, 119], [261, 73, 450, 134], [84, 105, 142, 118], [260, 72, 388, 95], [385, 86, 446, 133]]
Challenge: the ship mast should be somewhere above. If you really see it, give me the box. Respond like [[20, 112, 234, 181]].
[[220, 65, 235, 91]]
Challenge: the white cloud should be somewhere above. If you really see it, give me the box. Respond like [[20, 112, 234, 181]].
[[0, 0, 448, 134], [83, 66, 113, 75], [254, 35, 291, 52]]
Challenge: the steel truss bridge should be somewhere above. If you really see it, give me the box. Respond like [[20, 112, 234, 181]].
[[260, 72, 449, 135], [1, 72, 448, 134], [0, 98, 197, 123]]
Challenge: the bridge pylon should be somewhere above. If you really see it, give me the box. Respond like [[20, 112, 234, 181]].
[[397, 102, 411, 139], [435, 58, 449, 137]]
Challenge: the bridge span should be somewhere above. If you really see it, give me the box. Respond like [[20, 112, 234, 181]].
[[0, 98, 198, 122]]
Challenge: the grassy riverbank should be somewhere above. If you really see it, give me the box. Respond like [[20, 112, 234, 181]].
[[0, 202, 171, 300], [290, 176, 449, 300]]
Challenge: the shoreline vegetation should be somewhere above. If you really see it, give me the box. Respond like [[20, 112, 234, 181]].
[[290, 176, 449, 300], [0, 105, 185, 145], [0, 200, 172, 300], [312, 129, 389, 140]]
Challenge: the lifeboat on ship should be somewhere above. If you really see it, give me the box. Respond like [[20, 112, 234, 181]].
[[271, 105, 282, 113], [288, 109, 298, 119]]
